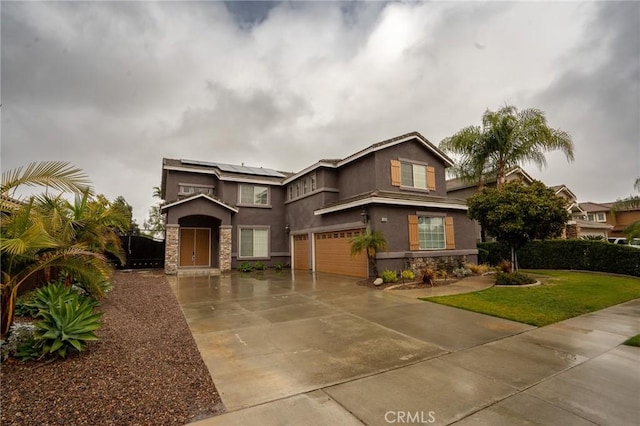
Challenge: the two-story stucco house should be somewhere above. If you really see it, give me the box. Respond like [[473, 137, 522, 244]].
[[160, 131, 478, 278]]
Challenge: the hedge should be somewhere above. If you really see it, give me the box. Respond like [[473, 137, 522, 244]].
[[478, 240, 640, 277]]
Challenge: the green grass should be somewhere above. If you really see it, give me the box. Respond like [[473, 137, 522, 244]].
[[623, 334, 640, 347], [423, 270, 640, 327]]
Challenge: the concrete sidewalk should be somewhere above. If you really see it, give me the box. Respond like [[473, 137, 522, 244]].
[[176, 273, 639, 425]]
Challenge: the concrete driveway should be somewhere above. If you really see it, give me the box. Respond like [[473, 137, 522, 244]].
[[169, 271, 640, 425]]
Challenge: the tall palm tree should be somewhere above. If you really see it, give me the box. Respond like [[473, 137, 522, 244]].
[[440, 105, 575, 190], [350, 230, 388, 278]]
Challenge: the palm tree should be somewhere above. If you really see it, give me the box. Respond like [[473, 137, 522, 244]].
[[440, 105, 575, 190], [0, 162, 114, 337], [350, 230, 388, 278]]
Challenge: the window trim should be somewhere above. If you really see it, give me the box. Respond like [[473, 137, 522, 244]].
[[418, 216, 446, 250], [178, 183, 215, 196], [238, 184, 271, 208], [596, 212, 606, 222], [393, 159, 436, 192], [237, 226, 270, 259]]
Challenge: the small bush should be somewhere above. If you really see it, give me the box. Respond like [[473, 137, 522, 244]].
[[453, 267, 473, 278], [239, 262, 253, 272], [495, 271, 536, 286], [382, 269, 398, 283], [497, 260, 512, 273], [34, 292, 103, 358], [422, 268, 436, 284], [465, 263, 490, 275], [254, 261, 266, 271], [401, 270, 416, 281], [436, 269, 449, 281], [1, 322, 37, 361], [477, 248, 490, 264], [274, 261, 284, 271], [14, 291, 39, 318]]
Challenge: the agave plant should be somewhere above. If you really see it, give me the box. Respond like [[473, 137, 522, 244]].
[[33, 290, 102, 358]]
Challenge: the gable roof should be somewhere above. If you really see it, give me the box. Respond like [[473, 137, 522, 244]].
[[160, 193, 239, 213], [283, 131, 453, 184], [446, 166, 535, 192], [578, 202, 611, 213], [550, 184, 577, 201]]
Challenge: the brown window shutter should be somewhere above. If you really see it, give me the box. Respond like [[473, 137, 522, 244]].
[[445, 216, 455, 249], [391, 160, 401, 186], [427, 166, 436, 191], [408, 215, 420, 250]]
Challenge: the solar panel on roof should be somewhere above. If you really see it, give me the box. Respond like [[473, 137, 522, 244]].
[[180, 159, 285, 178]]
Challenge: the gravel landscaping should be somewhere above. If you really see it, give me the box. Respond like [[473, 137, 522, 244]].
[[1, 270, 224, 425]]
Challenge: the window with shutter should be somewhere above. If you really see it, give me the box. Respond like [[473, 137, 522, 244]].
[[408, 215, 455, 250]]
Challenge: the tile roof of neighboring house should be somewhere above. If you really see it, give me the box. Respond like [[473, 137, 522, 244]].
[[314, 189, 468, 216], [445, 166, 535, 191], [578, 202, 611, 212]]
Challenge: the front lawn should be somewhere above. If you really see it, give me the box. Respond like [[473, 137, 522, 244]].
[[624, 334, 640, 347], [423, 270, 640, 327]]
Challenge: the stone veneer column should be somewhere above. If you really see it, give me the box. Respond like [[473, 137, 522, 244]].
[[165, 224, 179, 274], [565, 222, 579, 239], [219, 225, 232, 272]]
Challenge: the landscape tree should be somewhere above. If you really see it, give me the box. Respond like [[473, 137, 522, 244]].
[[439, 105, 575, 190], [350, 230, 388, 278], [143, 186, 165, 239], [467, 180, 569, 272]]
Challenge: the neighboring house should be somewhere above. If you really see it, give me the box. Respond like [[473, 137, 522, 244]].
[[446, 166, 535, 241], [446, 168, 612, 240], [578, 201, 639, 238], [160, 131, 478, 277]]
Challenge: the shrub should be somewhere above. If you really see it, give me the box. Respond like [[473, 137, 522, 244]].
[[401, 270, 416, 281], [1, 322, 37, 361], [495, 271, 536, 286], [453, 267, 473, 278], [436, 269, 449, 280], [382, 269, 398, 283], [254, 261, 266, 271], [14, 291, 39, 318], [479, 240, 640, 277], [422, 268, 436, 284], [239, 262, 253, 272], [497, 260, 512, 273], [465, 263, 490, 275], [274, 261, 284, 271], [477, 248, 490, 264], [33, 292, 103, 358]]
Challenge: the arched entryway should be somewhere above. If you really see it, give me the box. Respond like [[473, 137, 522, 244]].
[[178, 215, 221, 268]]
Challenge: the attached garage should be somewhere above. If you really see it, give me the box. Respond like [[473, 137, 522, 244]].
[[314, 228, 368, 278], [293, 234, 310, 270]]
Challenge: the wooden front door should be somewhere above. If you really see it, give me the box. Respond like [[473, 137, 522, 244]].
[[179, 228, 211, 267]]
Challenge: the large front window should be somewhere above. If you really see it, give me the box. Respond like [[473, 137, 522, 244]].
[[239, 228, 269, 258], [401, 162, 428, 190], [239, 185, 269, 206], [418, 217, 445, 249]]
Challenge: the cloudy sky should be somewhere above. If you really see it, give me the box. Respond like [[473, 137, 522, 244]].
[[2, 1, 639, 227]]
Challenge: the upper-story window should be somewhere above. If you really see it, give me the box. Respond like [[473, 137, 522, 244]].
[[179, 184, 214, 196], [239, 184, 269, 206], [391, 160, 436, 191], [287, 173, 318, 201], [587, 212, 606, 222]]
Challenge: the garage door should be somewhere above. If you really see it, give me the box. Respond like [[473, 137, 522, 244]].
[[314, 229, 368, 278], [293, 234, 310, 270]]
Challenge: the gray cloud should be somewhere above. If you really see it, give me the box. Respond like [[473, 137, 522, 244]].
[[2, 1, 638, 227]]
